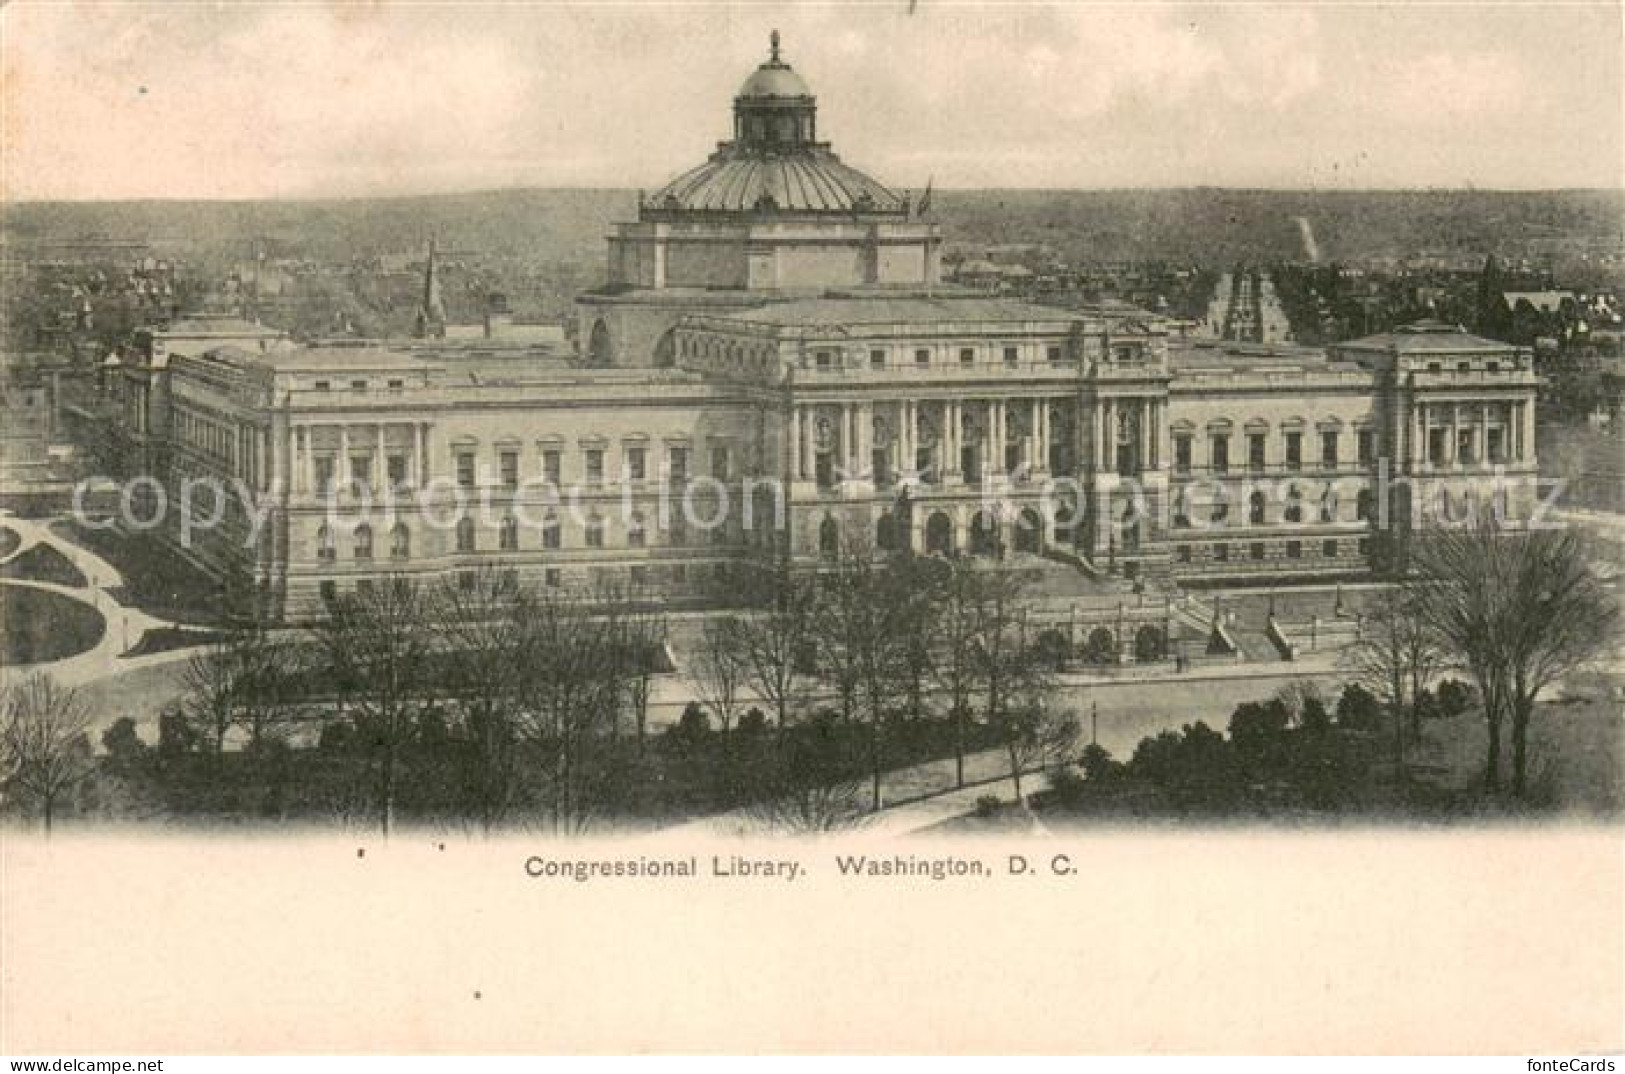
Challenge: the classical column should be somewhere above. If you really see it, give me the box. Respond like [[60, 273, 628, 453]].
[[269, 419, 283, 494], [787, 406, 801, 481], [1101, 399, 1114, 469], [1522, 398, 1536, 462], [375, 422, 386, 492], [302, 426, 316, 494], [858, 400, 874, 478]]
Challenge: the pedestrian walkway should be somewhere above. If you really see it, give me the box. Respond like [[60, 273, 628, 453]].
[[0, 511, 205, 688]]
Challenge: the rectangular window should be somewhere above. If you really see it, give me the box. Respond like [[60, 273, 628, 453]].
[[458, 571, 477, 593], [1248, 432, 1274, 471], [914, 348, 931, 367], [313, 380, 331, 392], [1046, 345, 1063, 364], [350, 455, 371, 495], [1322, 539, 1339, 558], [1213, 543, 1230, 562], [1357, 430, 1374, 466], [1176, 545, 1192, 563], [1321, 431, 1338, 469], [815, 349, 834, 370], [456, 452, 476, 488], [320, 580, 337, 603], [669, 446, 689, 483], [315, 456, 336, 496], [387, 379, 404, 392], [959, 347, 975, 366], [630, 565, 649, 586], [1428, 428, 1447, 465], [1174, 435, 1192, 474], [1286, 540, 1302, 560], [1250, 542, 1265, 561], [627, 446, 647, 481], [1358, 537, 1371, 556], [387, 454, 408, 489], [542, 449, 561, 486], [1486, 427, 1504, 463], [1003, 346, 1019, 366], [1457, 428, 1475, 465], [500, 450, 519, 488], [350, 379, 367, 393], [544, 568, 561, 589], [1284, 432, 1302, 471], [711, 446, 730, 481], [869, 349, 885, 370], [585, 448, 605, 484], [1211, 435, 1230, 474]]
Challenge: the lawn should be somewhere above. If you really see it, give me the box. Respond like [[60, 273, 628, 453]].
[[52, 520, 227, 625], [0, 544, 88, 588], [0, 584, 105, 666]]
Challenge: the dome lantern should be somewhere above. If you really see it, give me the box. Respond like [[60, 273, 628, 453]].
[[733, 30, 817, 149]]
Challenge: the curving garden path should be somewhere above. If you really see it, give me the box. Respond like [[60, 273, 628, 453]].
[[0, 511, 216, 693]]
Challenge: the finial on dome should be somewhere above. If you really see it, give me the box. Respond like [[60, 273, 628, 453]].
[[769, 29, 781, 63]]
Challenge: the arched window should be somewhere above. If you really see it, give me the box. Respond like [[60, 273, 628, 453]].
[[628, 511, 647, 548], [1210, 490, 1229, 525], [1283, 485, 1303, 524], [500, 514, 519, 551], [353, 523, 373, 560], [390, 522, 410, 559], [316, 523, 335, 561], [542, 510, 561, 549], [819, 515, 840, 561], [1172, 490, 1192, 529], [1319, 487, 1338, 523], [456, 516, 476, 553], [1248, 490, 1267, 526]]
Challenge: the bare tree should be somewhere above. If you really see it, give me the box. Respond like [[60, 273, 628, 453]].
[[731, 560, 815, 733], [512, 583, 637, 834], [810, 540, 911, 810], [177, 628, 300, 759], [310, 577, 437, 837], [742, 728, 868, 834], [1411, 522, 1620, 795], [994, 699, 1081, 804], [1344, 586, 1440, 767], [432, 566, 526, 833], [1, 673, 95, 834], [692, 616, 748, 739], [934, 561, 989, 788]]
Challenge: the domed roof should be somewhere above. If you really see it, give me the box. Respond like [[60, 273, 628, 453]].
[[738, 63, 811, 99], [643, 30, 907, 217], [737, 30, 812, 98], [650, 151, 905, 214]]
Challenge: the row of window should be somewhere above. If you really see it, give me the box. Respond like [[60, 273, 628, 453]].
[[1172, 537, 1370, 564], [808, 343, 1069, 372], [1170, 488, 1375, 527], [316, 560, 721, 604], [1173, 429, 1376, 474], [309, 378, 407, 393], [314, 513, 729, 560], [309, 443, 717, 495]]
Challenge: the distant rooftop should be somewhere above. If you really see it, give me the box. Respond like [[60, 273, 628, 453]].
[[1335, 321, 1520, 355], [716, 295, 1094, 328]]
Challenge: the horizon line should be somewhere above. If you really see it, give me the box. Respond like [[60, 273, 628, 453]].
[[8, 183, 1625, 208]]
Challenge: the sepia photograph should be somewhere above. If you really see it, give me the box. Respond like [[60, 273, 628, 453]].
[[1, 0, 1621, 1060]]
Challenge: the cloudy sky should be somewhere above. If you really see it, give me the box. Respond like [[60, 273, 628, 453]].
[[3, 1, 1620, 200]]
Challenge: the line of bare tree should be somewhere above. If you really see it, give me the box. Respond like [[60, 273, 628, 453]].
[[1345, 519, 1618, 796]]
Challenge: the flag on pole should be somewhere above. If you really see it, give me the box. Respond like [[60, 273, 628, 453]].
[[917, 177, 933, 218]]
